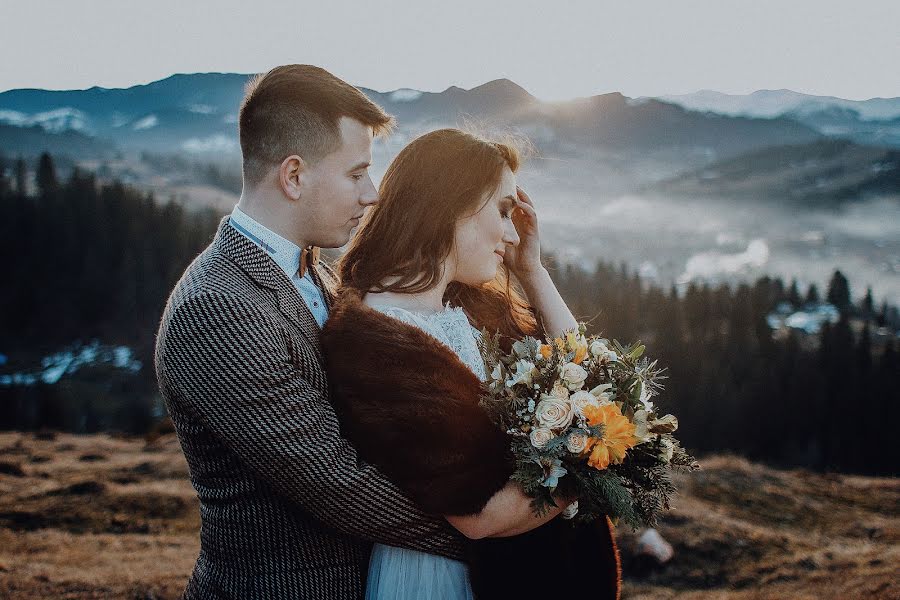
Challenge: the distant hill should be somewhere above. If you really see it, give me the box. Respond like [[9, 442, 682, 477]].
[[658, 89, 900, 149], [653, 139, 900, 204], [0, 123, 114, 159], [657, 89, 900, 121]]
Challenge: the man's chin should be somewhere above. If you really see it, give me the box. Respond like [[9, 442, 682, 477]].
[[314, 232, 353, 250]]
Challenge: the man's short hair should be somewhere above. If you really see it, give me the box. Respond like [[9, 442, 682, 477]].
[[239, 65, 394, 187]]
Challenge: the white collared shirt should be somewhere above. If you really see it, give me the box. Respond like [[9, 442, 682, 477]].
[[229, 205, 329, 328]]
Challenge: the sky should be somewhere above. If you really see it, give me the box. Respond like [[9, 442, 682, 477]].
[[2, 0, 898, 101]]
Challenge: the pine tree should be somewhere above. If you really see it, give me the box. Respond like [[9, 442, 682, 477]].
[[14, 156, 27, 195], [860, 287, 874, 318], [826, 270, 851, 313], [36, 152, 58, 196], [805, 283, 820, 305], [0, 154, 8, 195], [788, 279, 801, 307]]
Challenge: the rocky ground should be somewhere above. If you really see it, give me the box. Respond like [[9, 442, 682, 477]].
[[1, 432, 897, 599]]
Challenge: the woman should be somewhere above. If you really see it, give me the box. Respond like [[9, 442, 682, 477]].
[[321, 129, 621, 599]]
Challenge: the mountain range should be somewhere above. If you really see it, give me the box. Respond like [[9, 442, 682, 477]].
[[0, 74, 897, 206], [0, 75, 837, 160]]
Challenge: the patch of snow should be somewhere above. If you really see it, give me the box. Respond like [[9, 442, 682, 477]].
[[188, 103, 217, 114], [1, 341, 142, 387], [0, 107, 90, 133], [389, 89, 423, 102], [181, 134, 239, 153], [132, 114, 158, 130], [0, 109, 29, 126]]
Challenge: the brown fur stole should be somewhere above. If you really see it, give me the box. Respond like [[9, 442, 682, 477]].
[[321, 289, 621, 599]]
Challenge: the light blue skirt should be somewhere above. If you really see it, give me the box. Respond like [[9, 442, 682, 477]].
[[365, 543, 475, 600]]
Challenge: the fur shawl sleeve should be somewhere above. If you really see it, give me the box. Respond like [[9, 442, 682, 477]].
[[320, 289, 513, 516]]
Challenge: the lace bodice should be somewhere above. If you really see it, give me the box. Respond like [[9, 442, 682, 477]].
[[370, 303, 487, 381]]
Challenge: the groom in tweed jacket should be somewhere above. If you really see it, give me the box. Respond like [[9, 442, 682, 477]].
[[155, 65, 464, 599]]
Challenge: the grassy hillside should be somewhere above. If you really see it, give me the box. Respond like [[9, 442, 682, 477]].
[[0, 432, 897, 599]]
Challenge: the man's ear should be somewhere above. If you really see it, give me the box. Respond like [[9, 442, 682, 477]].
[[278, 155, 307, 201]]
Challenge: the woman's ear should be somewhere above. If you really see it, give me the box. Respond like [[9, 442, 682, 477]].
[[278, 155, 307, 201]]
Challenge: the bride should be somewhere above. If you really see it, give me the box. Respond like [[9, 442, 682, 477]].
[[321, 128, 621, 599]]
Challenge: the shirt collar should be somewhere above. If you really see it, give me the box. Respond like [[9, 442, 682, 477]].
[[230, 205, 313, 279]]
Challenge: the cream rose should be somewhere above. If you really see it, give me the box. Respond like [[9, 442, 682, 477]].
[[535, 396, 575, 430], [530, 426, 554, 449], [566, 431, 589, 453], [551, 382, 570, 400], [570, 390, 598, 415], [559, 362, 588, 391], [590, 340, 609, 358]]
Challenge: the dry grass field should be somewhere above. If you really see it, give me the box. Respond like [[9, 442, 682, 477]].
[[1, 432, 897, 599]]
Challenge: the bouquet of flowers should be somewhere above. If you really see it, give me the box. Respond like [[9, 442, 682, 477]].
[[479, 325, 699, 529]]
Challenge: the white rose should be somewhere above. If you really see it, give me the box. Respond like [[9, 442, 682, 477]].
[[530, 426, 554, 449], [535, 396, 575, 430], [490, 364, 503, 382], [559, 362, 588, 391], [506, 359, 536, 387], [604, 350, 618, 363], [512, 340, 529, 358], [590, 340, 609, 357], [566, 431, 589, 453], [570, 390, 599, 415]]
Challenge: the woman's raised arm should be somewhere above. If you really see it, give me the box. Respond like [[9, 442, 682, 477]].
[[504, 186, 579, 338]]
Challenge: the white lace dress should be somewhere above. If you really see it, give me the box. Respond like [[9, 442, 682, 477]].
[[364, 303, 483, 600]]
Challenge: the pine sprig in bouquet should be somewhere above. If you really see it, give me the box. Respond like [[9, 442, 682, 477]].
[[478, 325, 699, 530]]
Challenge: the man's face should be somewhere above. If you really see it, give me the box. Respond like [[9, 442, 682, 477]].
[[301, 116, 379, 248]]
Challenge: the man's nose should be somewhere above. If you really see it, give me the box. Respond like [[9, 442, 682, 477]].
[[360, 173, 379, 206]]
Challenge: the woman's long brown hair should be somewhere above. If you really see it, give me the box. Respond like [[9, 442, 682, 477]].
[[338, 128, 539, 343]]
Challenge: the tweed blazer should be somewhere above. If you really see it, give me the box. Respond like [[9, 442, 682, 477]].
[[155, 216, 465, 599]]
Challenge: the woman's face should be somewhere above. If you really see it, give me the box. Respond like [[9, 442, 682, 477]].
[[451, 165, 520, 285]]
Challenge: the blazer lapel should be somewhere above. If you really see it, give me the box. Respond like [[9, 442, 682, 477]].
[[214, 216, 324, 360]]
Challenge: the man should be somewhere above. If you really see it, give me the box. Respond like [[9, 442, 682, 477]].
[[155, 65, 464, 599]]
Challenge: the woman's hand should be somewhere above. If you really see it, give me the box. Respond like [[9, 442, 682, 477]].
[[504, 186, 543, 280]]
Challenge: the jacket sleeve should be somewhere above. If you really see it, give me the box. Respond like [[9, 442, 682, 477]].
[[156, 291, 459, 554]]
